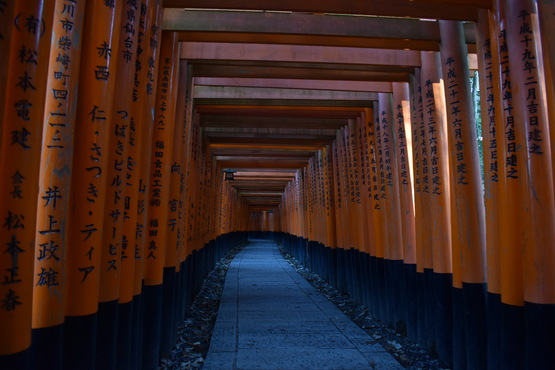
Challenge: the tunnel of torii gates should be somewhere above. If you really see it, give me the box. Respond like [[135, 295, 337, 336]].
[[1, 0, 555, 369]]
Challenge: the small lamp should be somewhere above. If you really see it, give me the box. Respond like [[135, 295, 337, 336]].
[[224, 169, 235, 181]]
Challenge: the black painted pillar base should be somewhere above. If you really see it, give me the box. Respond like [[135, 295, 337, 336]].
[[433, 272, 453, 367], [452, 286, 466, 370], [376, 257, 387, 323], [391, 260, 406, 334], [160, 266, 177, 359], [31, 323, 64, 370], [524, 302, 555, 369], [64, 313, 98, 370], [361, 252, 372, 310], [142, 284, 163, 370], [0, 348, 31, 370], [423, 268, 435, 353], [403, 264, 418, 342], [415, 270, 426, 348], [97, 299, 119, 370], [462, 282, 487, 370], [486, 292, 502, 370], [130, 293, 143, 370], [369, 256, 380, 319], [117, 300, 133, 370], [500, 301, 524, 369]]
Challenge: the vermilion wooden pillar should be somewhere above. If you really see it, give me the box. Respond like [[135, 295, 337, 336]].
[[495, 0, 525, 315], [409, 68, 430, 349], [359, 111, 377, 259], [341, 123, 355, 299], [420, 51, 454, 365], [505, 1, 555, 367], [478, 4, 526, 368], [323, 146, 337, 251], [305, 162, 313, 246], [336, 128, 353, 292], [0, 2, 54, 368], [355, 114, 374, 308], [351, 119, 368, 255], [144, 30, 179, 288], [31, 0, 84, 368], [180, 77, 195, 266], [331, 141, 345, 252], [391, 83, 416, 269], [377, 93, 405, 330], [142, 29, 178, 369], [134, 0, 163, 293], [372, 100, 390, 323], [325, 144, 336, 281], [183, 112, 199, 252], [64, 2, 123, 369], [439, 20, 488, 370], [166, 60, 188, 343], [120, 2, 156, 367], [391, 82, 418, 343], [349, 119, 369, 303], [315, 151, 326, 248], [364, 107, 384, 319], [96, 1, 141, 369], [476, 8, 503, 369]]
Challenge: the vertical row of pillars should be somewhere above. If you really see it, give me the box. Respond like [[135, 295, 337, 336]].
[[274, 2, 555, 369], [0, 1, 250, 369]]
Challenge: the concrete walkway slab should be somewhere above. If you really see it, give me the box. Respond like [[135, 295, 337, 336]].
[[204, 239, 403, 370]]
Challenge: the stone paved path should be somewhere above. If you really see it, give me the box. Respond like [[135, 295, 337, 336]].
[[204, 239, 403, 370]]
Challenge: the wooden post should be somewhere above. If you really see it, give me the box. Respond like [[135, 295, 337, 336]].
[[439, 20, 488, 369], [350, 120, 367, 255], [409, 69, 430, 348], [166, 60, 188, 339], [371, 101, 390, 323], [391, 83, 416, 269], [360, 110, 377, 259], [505, 1, 555, 367], [180, 74, 195, 267], [392, 82, 418, 342], [97, 1, 140, 368], [134, 0, 164, 302], [323, 145, 337, 249], [116, 0, 142, 308], [378, 92, 405, 330], [364, 107, 384, 319], [64, 1, 123, 368], [142, 28, 179, 369], [476, 8, 502, 369], [331, 141, 345, 251], [158, 40, 181, 357], [32, 0, 84, 367], [350, 119, 369, 303], [336, 128, 354, 294], [119, 2, 158, 367], [355, 114, 373, 308], [0, 1, 54, 367], [144, 31, 179, 286], [478, 3, 526, 367], [420, 51, 454, 365]]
